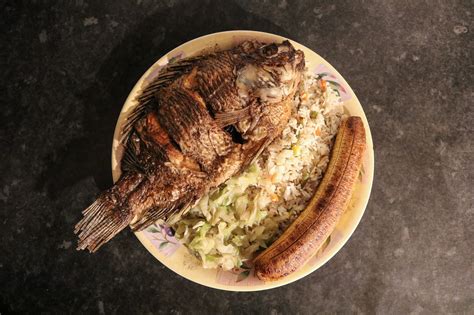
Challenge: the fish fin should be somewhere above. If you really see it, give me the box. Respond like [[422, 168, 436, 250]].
[[130, 206, 172, 232], [75, 193, 132, 253], [243, 137, 272, 168], [75, 173, 144, 252], [121, 56, 202, 144], [130, 200, 193, 231], [121, 131, 145, 174], [214, 106, 252, 128], [165, 202, 193, 225], [120, 101, 152, 145]]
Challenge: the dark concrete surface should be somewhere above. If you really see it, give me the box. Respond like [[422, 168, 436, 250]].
[[1, 0, 472, 313]]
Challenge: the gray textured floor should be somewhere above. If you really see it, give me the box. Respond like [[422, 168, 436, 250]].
[[1, 1, 472, 313]]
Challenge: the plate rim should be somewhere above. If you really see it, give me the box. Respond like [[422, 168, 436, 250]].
[[111, 30, 374, 292]]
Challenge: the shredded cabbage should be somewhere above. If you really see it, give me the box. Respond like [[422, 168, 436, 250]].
[[173, 163, 278, 269]]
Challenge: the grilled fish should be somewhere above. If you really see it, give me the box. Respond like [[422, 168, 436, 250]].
[[75, 40, 305, 252]]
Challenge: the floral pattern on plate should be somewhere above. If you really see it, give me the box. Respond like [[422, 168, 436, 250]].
[[314, 64, 352, 102], [216, 262, 263, 286], [144, 223, 180, 257]]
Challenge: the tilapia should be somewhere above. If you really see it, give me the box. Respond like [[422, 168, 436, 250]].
[[75, 40, 305, 252]]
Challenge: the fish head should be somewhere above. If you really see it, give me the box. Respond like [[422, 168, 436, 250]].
[[237, 40, 305, 103]]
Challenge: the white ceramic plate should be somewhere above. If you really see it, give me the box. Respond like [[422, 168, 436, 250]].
[[112, 31, 374, 291]]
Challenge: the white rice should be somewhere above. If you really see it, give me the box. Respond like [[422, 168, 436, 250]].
[[172, 71, 344, 270]]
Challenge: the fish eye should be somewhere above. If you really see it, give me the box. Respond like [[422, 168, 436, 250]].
[[261, 44, 278, 57]]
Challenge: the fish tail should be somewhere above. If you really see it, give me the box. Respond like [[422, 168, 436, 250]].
[[75, 173, 142, 252]]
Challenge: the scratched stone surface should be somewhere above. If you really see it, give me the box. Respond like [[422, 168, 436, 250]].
[[0, 0, 472, 313]]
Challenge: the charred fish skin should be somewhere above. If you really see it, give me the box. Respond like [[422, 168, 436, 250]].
[[74, 40, 305, 252], [254, 116, 366, 281]]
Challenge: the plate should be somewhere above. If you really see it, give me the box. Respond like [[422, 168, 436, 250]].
[[112, 31, 374, 291]]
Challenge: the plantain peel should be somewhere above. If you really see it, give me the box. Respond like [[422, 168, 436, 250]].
[[254, 116, 366, 281]]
